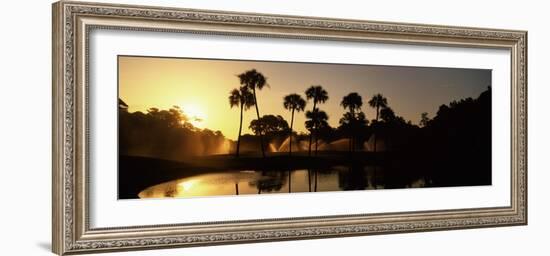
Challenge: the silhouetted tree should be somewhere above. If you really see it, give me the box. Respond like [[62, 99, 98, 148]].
[[376, 106, 408, 151], [118, 98, 129, 111], [368, 94, 388, 153], [305, 109, 329, 155], [419, 112, 430, 127], [339, 112, 367, 127], [229, 86, 255, 157], [340, 93, 363, 153], [305, 85, 329, 156], [380, 106, 396, 123], [339, 111, 368, 151], [238, 69, 269, 157], [283, 93, 306, 155], [249, 115, 289, 135], [369, 94, 388, 122], [147, 106, 188, 128], [422, 87, 492, 186]]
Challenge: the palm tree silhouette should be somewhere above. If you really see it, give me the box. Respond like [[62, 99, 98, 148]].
[[238, 69, 269, 157], [229, 86, 255, 157], [305, 109, 329, 156], [341, 93, 363, 153], [283, 93, 306, 156], [305, 85, 329, 156], [369, 93, 388, 123], [368, 94, 388, 153]]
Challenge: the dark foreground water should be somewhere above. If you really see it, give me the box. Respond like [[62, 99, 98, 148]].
[[138, 166, 429, 199]]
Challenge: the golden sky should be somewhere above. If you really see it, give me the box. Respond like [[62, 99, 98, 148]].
[[119, 56, 490, 140]]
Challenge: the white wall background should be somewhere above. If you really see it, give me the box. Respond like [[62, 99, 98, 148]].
[[0, 0, 547, 255]]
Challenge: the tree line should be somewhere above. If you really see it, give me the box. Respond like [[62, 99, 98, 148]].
[[229, 69, 412, 157], [119, 106, 228, 160]]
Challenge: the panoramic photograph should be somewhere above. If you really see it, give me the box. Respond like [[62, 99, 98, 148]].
[[117, 56, 492, 199]]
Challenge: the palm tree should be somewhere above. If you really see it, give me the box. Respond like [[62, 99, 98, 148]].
[[305, 86, 329, 156], [369, 94, 388, 123], [229, 86, 255, 157], [368, 94, 388, 153], [238, 69, 269, 157], [305, 109, 329, 156], [340, 93, 363, 153], [283, 93, 306, 156]]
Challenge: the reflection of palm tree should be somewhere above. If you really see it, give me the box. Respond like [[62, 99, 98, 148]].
[[305, 109, 329, 156], [337, 164, 368, 191], [229, 86, 255, 157], [368, 94, 388, 153], [305, 86, 329, 156], [238, 69, 269, 157], [283, 94, 306, 156], [288, 170, 292, 193], [341, 93, 363, 153], [314, 169, 318, 192], [252, 171, 285, 194], [308, 169, 312, 192], [254, 177, 284, 194]]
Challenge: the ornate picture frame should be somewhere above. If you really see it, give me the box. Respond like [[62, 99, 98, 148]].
[[52, 1, 527, 255]]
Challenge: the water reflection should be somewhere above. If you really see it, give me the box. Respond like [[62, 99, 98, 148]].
[[138, 165, 428, 199]]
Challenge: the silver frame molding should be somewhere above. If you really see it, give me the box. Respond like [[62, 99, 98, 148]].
[[52, 1, 527, 255]]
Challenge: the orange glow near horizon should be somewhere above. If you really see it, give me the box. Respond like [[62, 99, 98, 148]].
[[119, 56, 491, 140]]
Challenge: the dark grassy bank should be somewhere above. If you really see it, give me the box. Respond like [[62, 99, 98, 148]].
[[118, 152, 382, 199]]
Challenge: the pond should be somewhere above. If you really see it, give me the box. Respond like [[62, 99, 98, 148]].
[[138, 166, 428, 199]]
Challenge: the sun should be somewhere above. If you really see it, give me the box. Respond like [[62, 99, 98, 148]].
[[181, 103, 207, 128], [178, 180, 196, 192]]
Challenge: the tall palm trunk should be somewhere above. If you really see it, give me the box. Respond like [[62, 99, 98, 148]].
[[289, 108, 295, 156], [373, 106, 381, 188], [235, 103, 244, 157], [349, 108, 355, 155], [375, 105, 380, 122], [308, 169, 312, 192], [314, 170, 318, 192], [308, 101, 317, 156], [374, 105, 379, 153], [252, 88, 266, 158], [314, 129, 319, 156], [288, 171, 291, 193]]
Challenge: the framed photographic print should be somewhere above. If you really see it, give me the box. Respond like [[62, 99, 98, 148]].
[[52, 1, 527, 255]]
